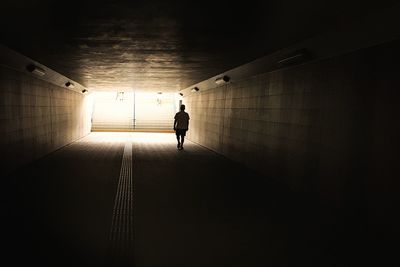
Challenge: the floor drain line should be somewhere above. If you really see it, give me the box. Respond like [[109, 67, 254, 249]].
[[109, 142, 134, 263]]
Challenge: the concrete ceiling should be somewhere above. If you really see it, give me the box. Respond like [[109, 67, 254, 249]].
[[2, 0, 398, 92]]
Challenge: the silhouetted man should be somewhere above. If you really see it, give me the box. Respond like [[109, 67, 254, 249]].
[[174, 104, 190, 150]]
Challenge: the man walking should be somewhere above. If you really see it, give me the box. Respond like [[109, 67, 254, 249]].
[[173, 104, 190, 150]]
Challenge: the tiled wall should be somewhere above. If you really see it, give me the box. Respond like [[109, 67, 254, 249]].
[[185, 39, 399, 208], [0, 66, 92, 175]]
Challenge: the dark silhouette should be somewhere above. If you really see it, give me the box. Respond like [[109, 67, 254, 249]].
[[173, 104, 190, 150]]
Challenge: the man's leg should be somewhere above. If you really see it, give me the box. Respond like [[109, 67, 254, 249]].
[[180, 136, 185, 149], [176, 133, 180, 148]]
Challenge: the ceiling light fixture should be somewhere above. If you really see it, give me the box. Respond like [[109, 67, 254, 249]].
[[26, 64, 45, 76], [82, 89, 88, 93], [277, 49, 311, 67], [215, 75, 230, 85], [191, 87, 199, 92]]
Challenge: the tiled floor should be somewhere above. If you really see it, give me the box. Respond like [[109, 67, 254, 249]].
[[3, 132, 331, 266]]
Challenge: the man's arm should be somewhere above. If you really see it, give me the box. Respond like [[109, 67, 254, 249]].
[[173, 119, 177, 130]]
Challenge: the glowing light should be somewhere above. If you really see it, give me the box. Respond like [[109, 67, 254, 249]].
[[91, 91, 178, 131], [82, 132, 177, 144]]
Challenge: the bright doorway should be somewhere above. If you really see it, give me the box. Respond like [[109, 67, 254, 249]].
[[91, 91, 180, 131]]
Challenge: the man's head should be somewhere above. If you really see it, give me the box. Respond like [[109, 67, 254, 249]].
[[180, 104, 185, 111]]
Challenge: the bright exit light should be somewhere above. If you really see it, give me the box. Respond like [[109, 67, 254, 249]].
[[92, 92, 135, 130], [82, 132, 178, 145], [91, 91, 180, 131]]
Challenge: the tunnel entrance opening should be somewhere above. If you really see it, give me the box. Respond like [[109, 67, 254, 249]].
[[91, 91, 180, 132]]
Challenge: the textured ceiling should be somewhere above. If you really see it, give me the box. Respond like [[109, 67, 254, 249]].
[[2, 0, 398, 92]]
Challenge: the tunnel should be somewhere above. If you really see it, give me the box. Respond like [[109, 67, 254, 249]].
[[1, 0, 400, 266]]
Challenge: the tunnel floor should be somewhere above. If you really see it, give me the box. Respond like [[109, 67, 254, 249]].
[[3, 132, 358, 267]]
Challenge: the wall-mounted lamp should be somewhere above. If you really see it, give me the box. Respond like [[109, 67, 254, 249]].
[[26, 64, 45, 76], [191, 87, 199, 92], [157, 91, 162, 94], [215, 75, 230, 85], [179, 93, 183, 96], [65, 81, 75, 88], [82, 89, 88, 94]]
